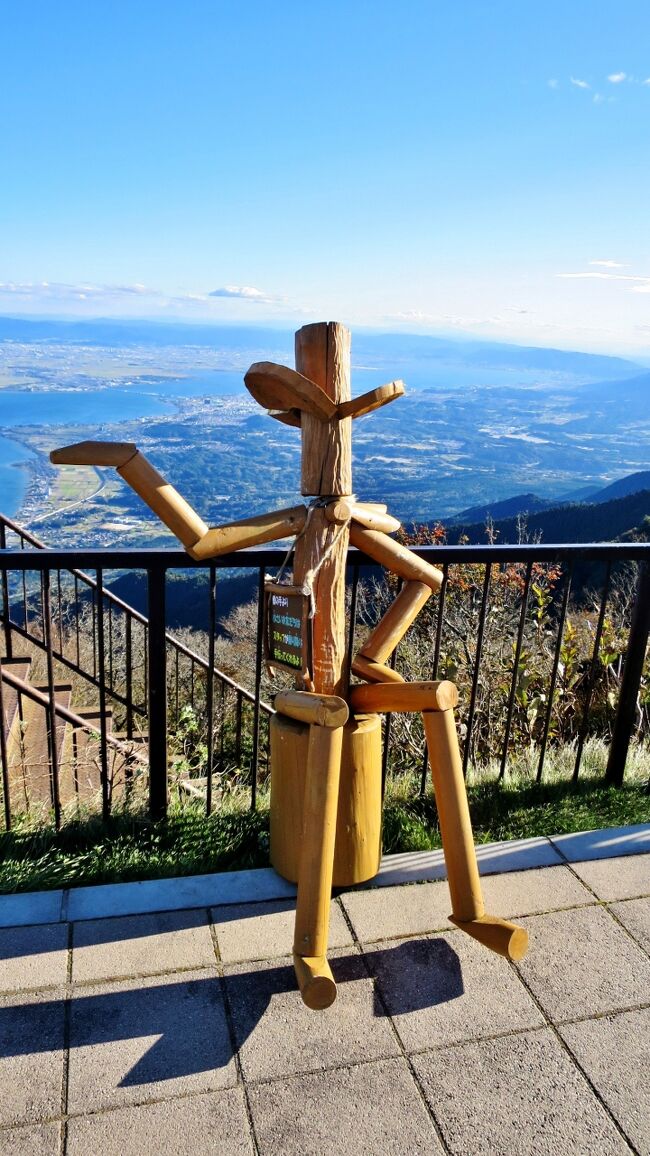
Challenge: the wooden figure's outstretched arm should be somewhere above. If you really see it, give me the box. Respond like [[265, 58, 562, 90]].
[[49, 441, 307, 558]]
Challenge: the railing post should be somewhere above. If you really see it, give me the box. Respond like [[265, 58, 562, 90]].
[[606, 562, 650, 786], [147, 567, 168, 819], [0, 522, 13, 659], [0, 655, 11, 830]]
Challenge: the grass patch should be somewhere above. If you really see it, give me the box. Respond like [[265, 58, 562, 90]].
[[1, 765, 648, 895], [0, 799, 270, 895]]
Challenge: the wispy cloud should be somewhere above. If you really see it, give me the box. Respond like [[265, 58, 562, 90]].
[[556, 267, 650, 290], [607, 72, 627, 84], [0, 281, 155, 301], [570, 77, 590, 89], [548, 78, 559, 89], [556, 272, 647, 282]]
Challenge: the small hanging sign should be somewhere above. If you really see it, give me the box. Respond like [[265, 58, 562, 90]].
[[264, 580, 313, 680]]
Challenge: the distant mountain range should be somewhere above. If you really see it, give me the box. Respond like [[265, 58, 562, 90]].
[[450, 471, 650, 525], [0, 314, 644, 382], [446, 471, 650, 544]]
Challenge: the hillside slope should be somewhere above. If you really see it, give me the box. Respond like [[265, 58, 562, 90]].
[[450, 489, 650, 544]]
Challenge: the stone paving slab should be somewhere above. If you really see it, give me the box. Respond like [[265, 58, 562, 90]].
[[224, 947, 400, 1083], [341, 880, 453, 942], [211, 898, 353, 963], [412, 1027, 630, 1156], [479, 864, 594, 918], [248, 1057, 442, 1156], [72, 910, 215, 984], [364, 930, 543, 1052], [66, 1088, 254, 1156], [610, 896, 650, 954], [515, 905, 650, 1021], [569, 852, 650, 901], [0, 923, 68, 994], [0, 988, 65, 1128], [559, 1007, 650, 1156], [0, 1121, 61, 1155], [66, 969, 236, 1114], [0, 890, 64, 930], [551, 824, 650, 862], [340, 866, 595, 945]]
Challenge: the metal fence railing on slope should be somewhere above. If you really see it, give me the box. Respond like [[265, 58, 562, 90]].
[[0, 525, 648, 829]]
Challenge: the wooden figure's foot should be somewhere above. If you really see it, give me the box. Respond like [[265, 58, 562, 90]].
[[449, 914, 529, 960], [293, 953, 337, 1009]]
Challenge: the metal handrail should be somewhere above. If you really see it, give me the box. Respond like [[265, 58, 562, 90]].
[[0, 515, 272, 712]]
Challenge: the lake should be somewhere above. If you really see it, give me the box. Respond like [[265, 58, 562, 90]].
[[0, 386, 173, 518]]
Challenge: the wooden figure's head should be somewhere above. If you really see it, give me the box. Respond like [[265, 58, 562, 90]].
[[244, 322, 404, 499]]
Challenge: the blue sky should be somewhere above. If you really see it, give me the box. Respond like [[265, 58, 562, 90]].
[[1, 1, 649, 352]]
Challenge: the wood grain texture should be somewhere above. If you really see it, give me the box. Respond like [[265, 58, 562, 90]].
[[297, 322, 352, 497], [293, 722, 344, 959], [449, 914, 529, 960], [349, 524, 444, 590], [423, 708, 484, 923], [332, 713, 382, 886], [269, 409, 301, 428], [336, 379, 405, 420], [350, 679, 458, 714], [274, 689, 349, 729], [244, 361, 337, 419], [50, 440, 138, 467], [358, 580, 431, 664], [324, 497, 401, 534], [118, 452, 208, 548], [292, 953, 337, 1009], [350, 655, 406, 684], [293, 323, 352, 696], [269, 712, 382, 886], [190, 504, 307, 559]]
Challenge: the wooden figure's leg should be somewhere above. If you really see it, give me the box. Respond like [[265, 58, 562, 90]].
[[275, 690, 350, 1008], [423, 708, 528, 961], [292, 720, 345, 1008], [350, 579, 432, 687]]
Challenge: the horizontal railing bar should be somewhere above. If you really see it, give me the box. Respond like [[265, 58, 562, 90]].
[[0, 537, 272, 713], [1, 667, 148, 765], [2, 619, 147, 714], [1, 541, 649, 571]]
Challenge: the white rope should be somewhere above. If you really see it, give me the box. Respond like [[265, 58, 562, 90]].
[[269, 496, 353, 617]]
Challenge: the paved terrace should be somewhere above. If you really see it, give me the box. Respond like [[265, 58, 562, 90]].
[[1, 826, 649, 1155]]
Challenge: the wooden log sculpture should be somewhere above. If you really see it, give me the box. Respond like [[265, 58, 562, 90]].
[[50, 320, 528, 1009]]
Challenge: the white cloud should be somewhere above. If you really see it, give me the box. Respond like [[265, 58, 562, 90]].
[[631, 283, 650, 293], [589, 259, 627, 268], [607, 72, 627, 83], [208, 285, 275, 303], [570, 77, 590, 89]]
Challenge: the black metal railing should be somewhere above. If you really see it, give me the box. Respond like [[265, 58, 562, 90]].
[[0, 513, 271, 761], [1, 531, 648, 830]]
